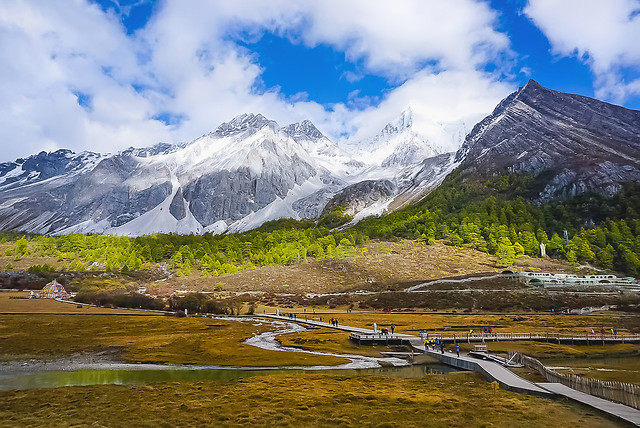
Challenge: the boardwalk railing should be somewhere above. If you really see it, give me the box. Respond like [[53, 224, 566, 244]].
[[417, 331, 640, 344], [511, 352, 640, 410]]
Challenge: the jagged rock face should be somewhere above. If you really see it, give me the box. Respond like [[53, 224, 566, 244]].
[[0, 113, 357, 235], [183, 158, 317, 225], [0, 153, 173, 233], [0, 149, 103, 189], [456, 80, 640, 202], [323, 179, 396, 216], [292, 189, 333, 218], [283, 120, 325, 141]]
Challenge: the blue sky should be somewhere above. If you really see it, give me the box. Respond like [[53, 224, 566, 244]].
[[1, 0, 639, 161]]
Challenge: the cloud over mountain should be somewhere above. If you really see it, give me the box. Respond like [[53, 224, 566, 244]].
[[0, 0, 514, 162]]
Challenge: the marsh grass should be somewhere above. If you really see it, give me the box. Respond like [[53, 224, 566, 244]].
[[0, 315, 346, 366], [0, 372, 621, 427], [0, 291, 145, 314]]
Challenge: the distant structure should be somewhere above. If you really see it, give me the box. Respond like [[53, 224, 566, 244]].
[[40, 280, 69, 299], [502, 271, 637, 287]]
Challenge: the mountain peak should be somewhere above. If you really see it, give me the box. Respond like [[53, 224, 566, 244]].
[[283, 119, 326, 141], [381, 107, 414, 136], [215, 113, 279, 137], [455, 79, 640, 201]]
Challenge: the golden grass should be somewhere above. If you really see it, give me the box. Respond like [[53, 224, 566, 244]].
[[0, 291, 149, 314], [542, 355, 640, 384], [0, 315, 346, 366], [0, 372, 621, 427], [478, 341, 639, 359]]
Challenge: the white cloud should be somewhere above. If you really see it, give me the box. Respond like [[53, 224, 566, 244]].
[[525, 0, 640, 103], [0, 0, 514, 162], [0, 0, 171, 158], [341, 70, 514, 151], [300, 0, 510, 78]]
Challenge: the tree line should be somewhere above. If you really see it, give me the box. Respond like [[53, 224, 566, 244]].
[[2, 173, 639, 277]]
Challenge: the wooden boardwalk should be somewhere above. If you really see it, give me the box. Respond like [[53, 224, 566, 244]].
[[419, 331, 640, 345], [260, 313, 640, 425], [540, 383, 640, 426], [422, 348, 552, 396]]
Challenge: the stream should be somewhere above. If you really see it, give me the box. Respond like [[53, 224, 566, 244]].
[[0, 317, 457, 391]]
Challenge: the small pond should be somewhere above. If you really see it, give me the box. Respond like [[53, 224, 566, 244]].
[[0, 363, 459, 391]]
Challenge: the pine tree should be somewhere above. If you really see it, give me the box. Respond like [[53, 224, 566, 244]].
[[496, 242, 516, 267], [599, 244, 615, 270]]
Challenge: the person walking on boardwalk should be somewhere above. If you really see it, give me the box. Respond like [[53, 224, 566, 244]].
[[456, 344, 460, 357], [390, 324, 395, 335], [440, 341, 445, 354]]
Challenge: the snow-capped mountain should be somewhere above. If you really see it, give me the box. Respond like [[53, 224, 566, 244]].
[[4, 80, 635, 237], [342, 107, 469, 168], [0, 114, 366, 235], [324, 107, 466, 222]]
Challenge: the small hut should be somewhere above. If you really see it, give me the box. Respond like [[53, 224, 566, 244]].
[[40, 280, 69, 299]]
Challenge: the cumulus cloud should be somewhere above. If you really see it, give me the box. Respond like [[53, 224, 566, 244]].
[[0, 0, 515, 162], [340, 70, 514, 151], [295, 0, 510, 78], [0, 0, 171, 158], [525, 0, 640, 103]]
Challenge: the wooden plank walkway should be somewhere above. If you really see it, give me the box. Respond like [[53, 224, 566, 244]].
[[422, 348, 552, 396], [420, 332, 640, 344], [540, 382, 640, 426]]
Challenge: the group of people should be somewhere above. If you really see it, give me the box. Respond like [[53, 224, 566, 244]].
[[424, 338, 446, 354], [591, 328, 618, 336], [329, 318, 339, 327], [424, 339, 462, 356]]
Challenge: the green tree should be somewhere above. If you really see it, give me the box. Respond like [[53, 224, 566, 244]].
[[599, 244, 615, 270], [13, 237, 29, 260]]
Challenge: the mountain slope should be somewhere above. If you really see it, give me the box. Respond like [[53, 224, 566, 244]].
[[455, 79, 640, 202]]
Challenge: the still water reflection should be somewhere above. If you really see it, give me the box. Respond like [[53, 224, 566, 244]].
[[0, 363, 458, 391]]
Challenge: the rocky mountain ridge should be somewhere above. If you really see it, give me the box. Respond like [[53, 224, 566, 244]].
[[0, 111, 455, 235], [456, 79, 640, 202], [1, 80, 638, 236]]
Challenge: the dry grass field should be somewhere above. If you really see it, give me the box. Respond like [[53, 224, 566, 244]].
[[0, 372, 622, 427], [0, 291, 148, 314], [279, 311, 640, 335], [0, 313, 346, 366], [147, 241, 579, 295]]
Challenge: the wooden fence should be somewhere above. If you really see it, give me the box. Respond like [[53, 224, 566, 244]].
[[511, 352, 640, 410]]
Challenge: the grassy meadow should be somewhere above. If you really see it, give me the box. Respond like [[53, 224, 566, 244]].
[[0, 313, 347, 366], [0, 372, 623, 427]]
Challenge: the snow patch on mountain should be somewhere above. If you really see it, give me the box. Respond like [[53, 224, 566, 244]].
[[342, 107, 469, 168], [0, 110, 463, 236]]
